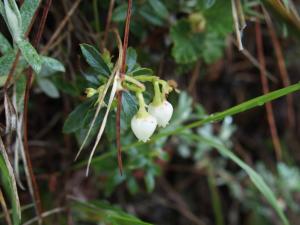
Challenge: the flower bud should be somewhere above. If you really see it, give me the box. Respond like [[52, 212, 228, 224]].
[[131, 112, 157, 142], [85, 88, 97, 98], [148, 100, 173, 127]]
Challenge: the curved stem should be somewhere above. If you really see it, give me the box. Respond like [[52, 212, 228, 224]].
[[152, 81, 162, 106], [136, 92, 148, 117]]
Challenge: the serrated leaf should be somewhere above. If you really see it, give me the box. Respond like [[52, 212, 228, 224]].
[[0, 33, 12, 54], [80, 44, 111, 77], [0, 50, 15, 77], [170, 19, 204, 64], [37, 78, 60, 98], [0, 138, 21, 225], [20, 0, 40, 33], [148, 0, 169, 19], [17, 39, 42, 73], [203, 0, 233, 36], [202, 32, 225, 63]]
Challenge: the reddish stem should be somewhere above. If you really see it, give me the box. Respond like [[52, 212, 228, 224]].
[[116, 0, 132, 174], [23, 0, 53, 223], [264, 9, 295, 128], [255, 19, 282, 161]]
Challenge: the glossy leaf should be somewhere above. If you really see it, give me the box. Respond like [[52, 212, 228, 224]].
[[80, 44, 111, 77], [126, 47, 137, 73], [122, 91, 138, 123], [63, 100, 93, 133]]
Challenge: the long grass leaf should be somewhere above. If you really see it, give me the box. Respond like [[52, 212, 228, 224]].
[[0, 137, 21, 225], [190, 134, 290, 225]]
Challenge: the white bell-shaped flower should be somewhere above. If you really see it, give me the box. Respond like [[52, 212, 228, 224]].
[[148, 100, 173, 127], [131, 112, 157, 142]]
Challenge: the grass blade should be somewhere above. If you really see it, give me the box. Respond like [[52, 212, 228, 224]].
[[191, 134, 290, 225], [0, 137, 21, 225]]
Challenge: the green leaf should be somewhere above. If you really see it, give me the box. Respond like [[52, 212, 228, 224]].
[[72, 199, 153, 225], [131, 68, 153, 76], [0, 33, 12, 54], [122, 91, 138, 123], [139, 5, 165, 26], [0, 138, 21, 225], [39, 56, 65, 77], [127, 177, 139, 195], [112, 3, 128, 22], [148, 0, 169, 19], [0, 50, 15, 76], [202, 32, 225, 63], [80, 44, 111, 77], [194, 135, 290, 225], [20, 0, 40, 33], [0, 0, 4, 15], [15, 74, 26, 108], [202, 0, 233, 36], [126, 47, 137, 73], [63, 100, 92, 133], [17, 39, 42, 74], [170, 19, 204, 64], [144, 171, 155, 193], [37, 78, 60, 98]]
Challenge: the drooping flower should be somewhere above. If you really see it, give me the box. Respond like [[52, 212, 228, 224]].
[[148, 100, 173, 127]]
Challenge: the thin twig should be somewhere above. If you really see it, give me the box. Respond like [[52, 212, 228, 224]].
[[230, 37, 278, 83], [22, 207, 65, 225], [255, 18, 282, 160], [231, 0, 244, 50], [41, 0, 82, 54], [23, 0, 53, 223], [116, 0, 132, 174], [103, 0, 116, 48], [264, 8, 295, 128]]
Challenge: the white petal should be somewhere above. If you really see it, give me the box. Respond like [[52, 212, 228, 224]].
[[148, 100, 173, 127], [131, 114, 157, 142]]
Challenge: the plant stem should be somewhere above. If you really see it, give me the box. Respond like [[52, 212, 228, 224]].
[[136, 92, 147, 117], [23, 0, 53, 224], [93, 0, 100, 34], [116, 0, 132, 175], [255, 16, 282, 160], [152, 81, 162, 106], [103, 0, 115, 48]]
